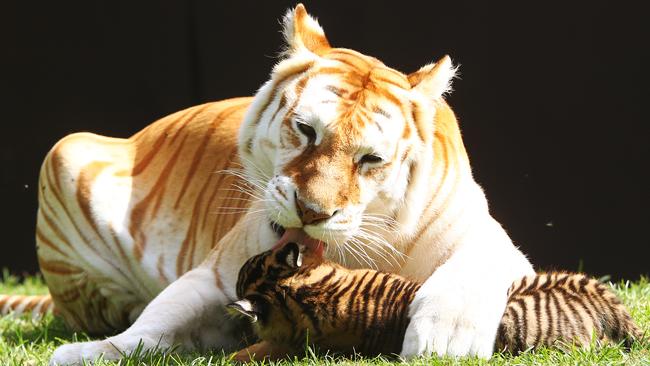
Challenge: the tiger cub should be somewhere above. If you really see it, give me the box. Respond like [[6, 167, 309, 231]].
[[227, 243, 641, 360], [496, 272, 642, 352]]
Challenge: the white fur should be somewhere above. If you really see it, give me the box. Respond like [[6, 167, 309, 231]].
[[412, 56, 458, 99], [50, 211, 276, 365], [51, 267, 234, 365]]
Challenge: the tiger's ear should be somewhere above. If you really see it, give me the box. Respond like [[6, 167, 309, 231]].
[[278, 242, 303, 268], [408, 55, 457, 100], [281, 4, 331, 56], [226, 299, 259, 322]]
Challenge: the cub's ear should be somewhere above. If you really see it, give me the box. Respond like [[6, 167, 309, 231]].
[[281, 4, 331, 56], [408, 55, 457, 100], [278, 242, 303, 268], [226, 299, 258, 322]]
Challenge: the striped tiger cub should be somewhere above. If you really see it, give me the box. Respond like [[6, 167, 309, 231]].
[[227, 243, 642, 360], [496, 272, 642, 352]]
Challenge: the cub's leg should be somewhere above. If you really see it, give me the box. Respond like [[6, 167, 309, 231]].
[[232, 341, 295, 362], [49, 212, 274, 365]]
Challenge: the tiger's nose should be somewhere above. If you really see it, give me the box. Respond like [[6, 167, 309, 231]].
[[295, 196, 337, 225]]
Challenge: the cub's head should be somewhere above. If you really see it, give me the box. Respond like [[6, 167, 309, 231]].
[[228, 242, 305, 323], [238, 4, 457, 257]]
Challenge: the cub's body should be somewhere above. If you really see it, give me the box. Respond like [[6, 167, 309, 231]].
[[231, 245, 641, 360]]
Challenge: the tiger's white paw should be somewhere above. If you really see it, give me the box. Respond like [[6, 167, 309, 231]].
[[49, 335, 168, 365], [400, 277, 506, 359], [49, 340, 116, 366]]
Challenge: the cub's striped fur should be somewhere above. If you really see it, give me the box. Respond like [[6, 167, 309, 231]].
[[229, 244, 641, 360], [496, 272, 642, 352], [229, 243, 420, 358]]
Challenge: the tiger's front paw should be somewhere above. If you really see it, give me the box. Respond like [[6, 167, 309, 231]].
[[49, 335, 168, 365], [49, 340, 121, 365], [400, 287, 503, 359]]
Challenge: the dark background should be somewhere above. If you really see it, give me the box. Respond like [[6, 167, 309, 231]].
[[2, 1, 648, 280]]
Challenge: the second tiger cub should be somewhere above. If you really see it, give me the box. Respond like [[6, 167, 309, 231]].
[[227, 243, 641, 361]]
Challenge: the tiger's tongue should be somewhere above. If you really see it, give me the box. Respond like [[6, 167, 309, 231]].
[[272, 228, 325, 257]]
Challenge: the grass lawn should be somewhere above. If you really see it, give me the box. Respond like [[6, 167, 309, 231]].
[[1, 273, 649, 366]]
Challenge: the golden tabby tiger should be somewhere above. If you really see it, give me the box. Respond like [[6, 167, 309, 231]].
[[21, 4, 541, 364]]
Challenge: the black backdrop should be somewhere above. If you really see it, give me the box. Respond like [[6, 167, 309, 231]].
[[2, 1, 648, 280]]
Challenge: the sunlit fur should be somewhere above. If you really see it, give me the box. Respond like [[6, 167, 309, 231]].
[[496, 272, 642, 353], [29, 4, 541, 364], [229, 247, 642, 361], [0, 294, 53, 317]]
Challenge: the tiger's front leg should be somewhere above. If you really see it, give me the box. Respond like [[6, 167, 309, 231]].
[[50, 217, 268, 366], [49, 267, 233, 365], [400, 219, 534, 359]]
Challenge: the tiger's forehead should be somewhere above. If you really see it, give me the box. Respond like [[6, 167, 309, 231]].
[[293, 48, 411, 139], [318, 48, 410, 89]]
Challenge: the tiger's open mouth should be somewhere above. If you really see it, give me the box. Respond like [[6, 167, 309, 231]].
[[270, 221, 326, 257]]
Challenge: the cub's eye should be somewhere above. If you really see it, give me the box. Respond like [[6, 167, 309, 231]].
[[296, 122, 316, 142], [359, 154, 384, 165]]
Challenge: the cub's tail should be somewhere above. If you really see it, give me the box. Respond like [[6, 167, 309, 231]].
[[0, 294, 55, 317]]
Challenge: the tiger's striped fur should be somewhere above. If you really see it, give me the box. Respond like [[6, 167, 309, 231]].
[[496, 272, 642, 352], [33, 99, 253, 334], [0, 294, 54, 317], [229, 244, 641, 360]]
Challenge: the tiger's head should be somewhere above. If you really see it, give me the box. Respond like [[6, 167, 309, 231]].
[[238, 5, 457, 259]]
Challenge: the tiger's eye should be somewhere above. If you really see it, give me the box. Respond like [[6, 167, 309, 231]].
[[359, 154, 384, 165], [297, 123, 316, 142]]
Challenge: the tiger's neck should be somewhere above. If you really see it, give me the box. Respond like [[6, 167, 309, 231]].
[[391, 101, 508, 280]]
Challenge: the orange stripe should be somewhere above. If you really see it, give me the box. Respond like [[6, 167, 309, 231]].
[[22, 296, 45, 312], [130, 131, 189, 261], [132, 131, 168, 176], [169, 103, 214, 145], [76, 161, 111, 241], [39, 259, 83, 276], [176, 149, 241, 275], [254, 62, 313, 125], [174, 104, 244, 209], [35, 227, 67, 256]]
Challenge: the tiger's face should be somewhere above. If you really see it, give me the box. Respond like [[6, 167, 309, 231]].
[[239, 5, 456, 257], [267, 54, 420, 244]]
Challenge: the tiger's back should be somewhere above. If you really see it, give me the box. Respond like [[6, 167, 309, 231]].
[[34, 98, 254, 333], [231, 245, 642, 359]]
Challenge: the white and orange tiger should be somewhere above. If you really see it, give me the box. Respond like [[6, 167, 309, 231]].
[[9, 4, 534, 364]]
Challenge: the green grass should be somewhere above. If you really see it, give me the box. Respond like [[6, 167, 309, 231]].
[[1, 273, 649, 366]]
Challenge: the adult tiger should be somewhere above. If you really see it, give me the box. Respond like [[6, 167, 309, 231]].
[[37, 4, 533, 365]]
